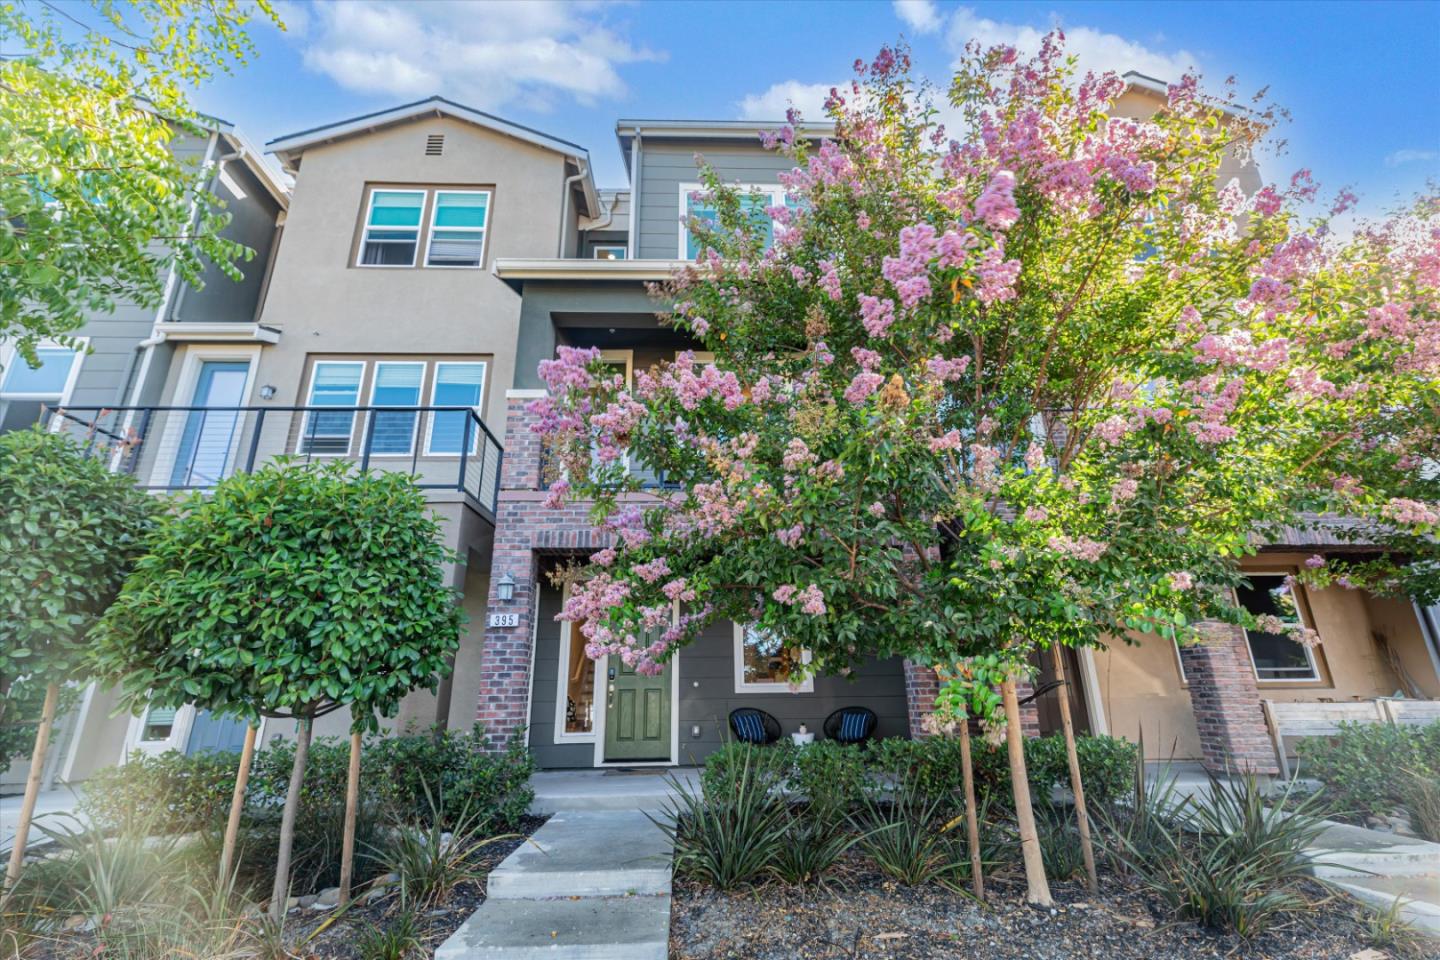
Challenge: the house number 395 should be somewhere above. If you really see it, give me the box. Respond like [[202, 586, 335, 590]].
[[487, 613, 520, 628]]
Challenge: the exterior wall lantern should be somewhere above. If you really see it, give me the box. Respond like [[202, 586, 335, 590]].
[[496, 572, 516, 602]]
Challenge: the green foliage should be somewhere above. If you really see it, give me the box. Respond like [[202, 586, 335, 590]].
[[233, 795, 386, 898], [1108, 772, 1329, 937], [1034, 803, 1085, 881], [855, 778, 952, 887], [81, 749, 241, 835], [0, 1, 282, 355], [1401, 769, 1440, 842], [1295, 721, 1440, 820], [0, 675, 77, 770], [92, 460, 465, 730], [80, 725, 534, 837], [375, 784, 515, 910], [358, 911, 425, 960], [1360, 896, 1428, 958], [658, 754, 789, 890], [767, 811, 858, 885], [1024, 733, 1139, 807], [1092, 745, 1191, 877], [791, 739, 870, 824], [0, 428, 156, 690]]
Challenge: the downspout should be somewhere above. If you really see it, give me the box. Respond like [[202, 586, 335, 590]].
[[556, 160, 588, 258], [627, 128, 641, 259], [1413, 600, 1440, 694]]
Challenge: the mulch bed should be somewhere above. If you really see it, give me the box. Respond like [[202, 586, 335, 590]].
[[669, 857, 1409, 960], [286, 814, 548, 959]]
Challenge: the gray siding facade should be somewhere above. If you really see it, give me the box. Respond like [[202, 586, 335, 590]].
[[635, 140, 795, 260], [527, 579, 909, 769]]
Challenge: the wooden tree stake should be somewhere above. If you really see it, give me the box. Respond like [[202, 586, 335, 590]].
[[957, 710, 985, 900], [1002, 675, 1053, 906], [218, 724, 258, 887], [1051, 643, 1098, 894], [338, 728, 363, 904], [1, 682, 59, 907], [268, 717, 312, 921]]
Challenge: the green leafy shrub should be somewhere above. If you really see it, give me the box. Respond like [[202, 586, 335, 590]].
[[1296, 721, 1440, 820], [660, 752, 789, 890], [790, 740, 868, 824], [700, 741, 794, 800], [80, 749, 243, 834], [230, 797, 387, 898]]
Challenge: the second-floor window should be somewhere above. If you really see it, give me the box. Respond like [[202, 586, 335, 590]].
[[680, 182, 790, 260], [356, 187, 492, 270], [299, 358, 488, 457]]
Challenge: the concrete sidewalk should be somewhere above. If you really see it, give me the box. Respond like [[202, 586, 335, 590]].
[[0, 787, 85, 849]]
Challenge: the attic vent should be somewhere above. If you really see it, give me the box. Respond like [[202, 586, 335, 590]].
[[425, 134, 445, 156]]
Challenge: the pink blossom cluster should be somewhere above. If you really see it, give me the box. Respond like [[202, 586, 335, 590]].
[[772, 583, 828, 616], [881, 224, 938, 308], [1047, 535, 1108, 562], [975, 243, 1022, 304], [1383, 498, 1440, 527], [858, 294, 896, 337]]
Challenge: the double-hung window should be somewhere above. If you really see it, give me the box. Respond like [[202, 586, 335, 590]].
[[679, 182, 792, 260], [0, 342, 84, 432], [734, 623, 813, 693], [358, 190, 426, 266], [1238, 574, 1321, 681], [367, 361, 425, 455], [300, 361, 364, 454], [426, 191, 490, 267], [426, 361, 487, 455]]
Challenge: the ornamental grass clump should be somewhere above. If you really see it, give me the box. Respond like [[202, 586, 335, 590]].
[[657, 753, 789, 890]]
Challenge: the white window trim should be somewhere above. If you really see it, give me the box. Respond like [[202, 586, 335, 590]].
[[423, 360, 488, 456], [1237, 571, 1324, 684], [299, 360, 366, 456], [424, 188, 492, 269], [553, 616, 597, 744], [148, 345, 260, 486], [364, 360, 426, 458], [593, 245, 627, 260], [0, 338, 87, 403], [734, 622, 814, 694], [677, 181, 788, 259], [356, 188, 427, 269]]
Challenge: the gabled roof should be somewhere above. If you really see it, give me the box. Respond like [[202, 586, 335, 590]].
[[614, 119, 835, 176], [267, 95, 596, 215]]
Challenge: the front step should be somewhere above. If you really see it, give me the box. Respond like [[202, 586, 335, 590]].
[[434, 894, 670, 960], [1306, 823, 1440, 880], [486, 811, 672, 899]]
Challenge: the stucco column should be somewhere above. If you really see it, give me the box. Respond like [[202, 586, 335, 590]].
[[1179, 621, 1279, 775]]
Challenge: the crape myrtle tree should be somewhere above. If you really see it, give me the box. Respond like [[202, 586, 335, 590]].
[[0, 429, 157, 903], [91, 461, 464, 919], [534, 37, 1440, 905], [1, 0, 282, 361]]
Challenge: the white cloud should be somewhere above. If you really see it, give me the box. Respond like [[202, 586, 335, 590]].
[[893, 0, 942, 35], [736, 80, 837, 122], [1385, 148, 1439, 168], [943, 6, 1200, 83], [293, 1, 663, 111]]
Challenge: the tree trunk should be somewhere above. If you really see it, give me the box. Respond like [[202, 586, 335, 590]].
[[957, 711, 985, 900], [338, 729, 363, 904], [268, 717, 312, 921], [218, 724, 258, 887], [1002, 676, 1052, 906], [1051, 643, 1098, 894], [1, 682, 59, 907]]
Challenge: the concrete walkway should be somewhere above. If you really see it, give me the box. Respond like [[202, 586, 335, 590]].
[[0, 787, 84, 849], [437, 769, 694, 959], [1305, 820, 1440, 936]]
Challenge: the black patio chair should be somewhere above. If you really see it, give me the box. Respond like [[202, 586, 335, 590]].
[[728, 707, 782, 745], [824, 706, 878, 746]]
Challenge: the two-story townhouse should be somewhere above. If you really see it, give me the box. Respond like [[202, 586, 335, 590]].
[[482, 77, 1440, 775], [2, 119, 289, 790]]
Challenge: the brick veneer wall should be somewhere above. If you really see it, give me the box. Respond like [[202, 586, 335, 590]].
[[1179, 621, 1279, 774], [902, 660, 1040, 739]]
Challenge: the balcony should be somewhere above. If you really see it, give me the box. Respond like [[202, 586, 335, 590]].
[[45, 404, 504, 521]]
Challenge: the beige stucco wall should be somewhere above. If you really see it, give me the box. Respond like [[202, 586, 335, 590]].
[[1096, 554, 1434, 761], [1112, 86, 1262, 195], [247, 114, 573, 441]]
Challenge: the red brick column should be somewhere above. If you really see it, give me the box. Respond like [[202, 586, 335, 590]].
[[1179, 622, 1279, 775], [1015, 678, 1042, 739], [903, 660, 940, 737]]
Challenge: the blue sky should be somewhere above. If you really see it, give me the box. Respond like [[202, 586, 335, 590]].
[[202, 0, 1439, 217]]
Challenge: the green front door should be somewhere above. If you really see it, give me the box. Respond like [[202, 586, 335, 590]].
[[604, 654, 672, 762]]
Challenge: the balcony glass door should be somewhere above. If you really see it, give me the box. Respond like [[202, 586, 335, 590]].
[[171, 361, 249, 486]]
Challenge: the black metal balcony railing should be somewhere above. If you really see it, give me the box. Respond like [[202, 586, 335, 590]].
[[44, 405, 503, 520]]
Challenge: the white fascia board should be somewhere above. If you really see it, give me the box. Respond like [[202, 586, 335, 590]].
[[152, 321, 281, 344], [492, 258, 687, 282]]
